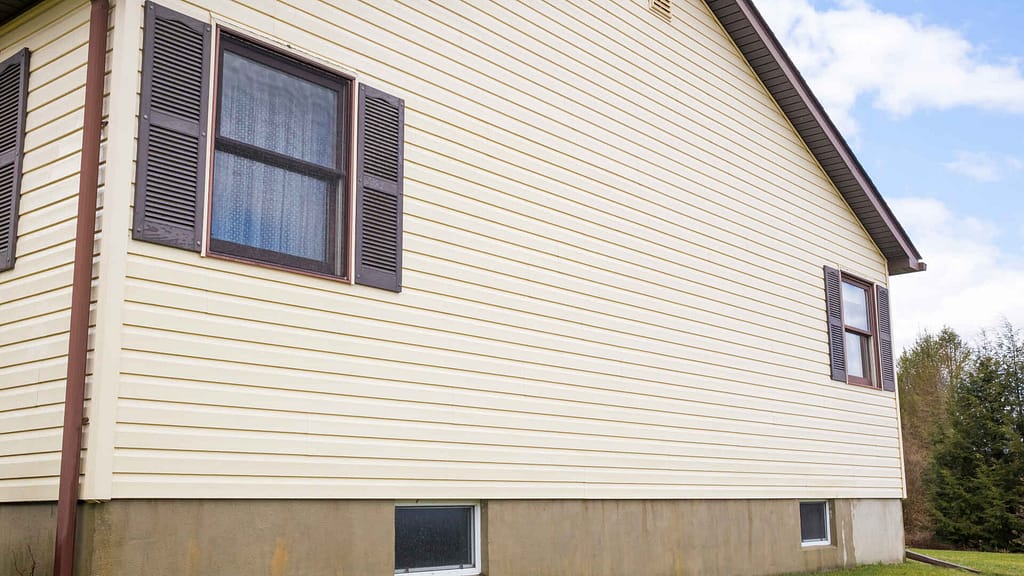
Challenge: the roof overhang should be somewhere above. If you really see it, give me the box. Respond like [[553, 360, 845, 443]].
[[0, 1, 42, 28], [705, 0, 926, 275]]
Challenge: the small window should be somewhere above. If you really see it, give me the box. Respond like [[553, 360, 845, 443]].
[[841, 277, 876, 386], [395, 503, 480, 576], [823, 266, 895, 390], [209, 33, 350, 276], [799, 501, 831, 546]]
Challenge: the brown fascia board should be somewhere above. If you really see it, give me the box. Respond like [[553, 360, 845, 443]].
[[705, 0, 926, 275]]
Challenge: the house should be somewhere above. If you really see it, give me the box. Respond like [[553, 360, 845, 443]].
[[0, 0, 925, 574]]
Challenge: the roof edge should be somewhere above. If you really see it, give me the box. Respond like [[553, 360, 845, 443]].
[[704, 0, 926, 275]]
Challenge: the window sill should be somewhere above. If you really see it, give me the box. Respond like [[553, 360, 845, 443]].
[[845, 380, 888, 393], [395, 567, 480, 576], [205, 250, 351, 284]]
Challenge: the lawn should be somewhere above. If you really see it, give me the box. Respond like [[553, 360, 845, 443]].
[[793, 549, 1024, 576]]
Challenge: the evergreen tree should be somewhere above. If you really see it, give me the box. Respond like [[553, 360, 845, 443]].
[[979, 321, 1024, 444], [929, 347, 1024, 551]]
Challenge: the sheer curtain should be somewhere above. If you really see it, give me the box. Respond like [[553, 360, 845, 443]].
[[211, 50, 337, 262]]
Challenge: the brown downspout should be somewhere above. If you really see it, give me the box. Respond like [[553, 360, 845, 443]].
[[53, 1, 109, 575]]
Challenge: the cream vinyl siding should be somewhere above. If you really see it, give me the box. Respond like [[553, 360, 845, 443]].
[[113, 0, 898, 499], [0, 0, 94, 502]]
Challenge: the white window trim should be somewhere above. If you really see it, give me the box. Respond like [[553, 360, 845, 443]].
[[394, 501, 481, 576], [800, 500, 832, 548]]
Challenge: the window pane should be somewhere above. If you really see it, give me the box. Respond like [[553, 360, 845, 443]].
[[211, 151, 328, 261], [219, 51, 337, 167], [395, 506, 473, 572], [845, 331, 871, 380], [800, 501, 829, 543], [841, 281, 869, 331]]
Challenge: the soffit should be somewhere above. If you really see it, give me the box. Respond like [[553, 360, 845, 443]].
[[705, 0, 925, 275], [0, 1, 40, 27]]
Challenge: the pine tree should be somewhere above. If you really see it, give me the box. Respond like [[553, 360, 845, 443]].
[[929, 348, 1024, 551]]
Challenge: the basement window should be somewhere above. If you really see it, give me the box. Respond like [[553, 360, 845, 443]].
[[800, 500, 831, 547], [395, 503, 481, 575]]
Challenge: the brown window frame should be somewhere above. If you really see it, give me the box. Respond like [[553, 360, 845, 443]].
[[840, 274, 880, 389], [207, 31, 352, 278]]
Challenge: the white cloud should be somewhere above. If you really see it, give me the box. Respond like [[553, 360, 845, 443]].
[[888, 197, 1024, 353], [944, 151, 1023, 183], [756, 0, 1024, 134]]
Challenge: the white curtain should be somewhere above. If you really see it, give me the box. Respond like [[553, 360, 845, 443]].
[[211, 51, 337, 261]]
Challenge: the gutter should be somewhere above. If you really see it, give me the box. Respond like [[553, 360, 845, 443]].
[[53, 1, 109, 575]]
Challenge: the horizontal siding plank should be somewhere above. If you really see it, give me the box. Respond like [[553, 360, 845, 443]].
[[404, 114, 884, 286], [0, 334, 69, 372], [120, 297, 896, 413], [0, 311, 69, 348], [120, 350, 894, 430], [20, 131, 85, 183], [0, 477, 59, 503], [116, 397, 898, 459], [130, 242, 830, 358], [0, 380, 65, 413], [116, 425, 899, 472], [19, 142, 82, 196], [0, 428, 62, 457], [22, 105, 85, 158], [117, 375, 898, 447], [13, 220, 76, 261], [125, 274, 834, 390], [0, 357, 66, 392], [0, 404, 64, 434], [0, 453, 62, 480], [110, 475, 903, 500], [114, 301, 888, 422], [112, 450, 903, 488]]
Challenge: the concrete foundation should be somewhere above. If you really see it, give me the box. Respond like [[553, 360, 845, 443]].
[[1, 498, 903, 575], [0, 502, 56, 576], [486, 499, 903, 576]]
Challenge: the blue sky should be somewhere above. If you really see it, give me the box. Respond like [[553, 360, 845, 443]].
[[755, 0, 1024, 352]]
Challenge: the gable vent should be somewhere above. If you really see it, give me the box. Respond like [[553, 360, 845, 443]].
[[650, 0, 671, 22]]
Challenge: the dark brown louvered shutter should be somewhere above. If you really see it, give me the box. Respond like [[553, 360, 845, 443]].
[[355, 84, 404, 292], [133, 2, 211, 251], [876, 285, 896, 392], [824, 265, 846, 382], [0, 48, 29, 272]]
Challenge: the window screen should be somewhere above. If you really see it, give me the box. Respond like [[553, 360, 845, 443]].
[[395, 505, 475, 573], [209, 34, 347, 276], [799, 501, 830, 545]]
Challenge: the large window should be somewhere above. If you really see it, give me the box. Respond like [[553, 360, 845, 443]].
[[395, 503, 480, 576], [134, 4, 405, 292], [209, 34, 349, 276]]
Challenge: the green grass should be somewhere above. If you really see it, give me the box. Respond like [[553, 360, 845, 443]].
[[911, 549, 1024, 576], [791, 549, 1024, 576]]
